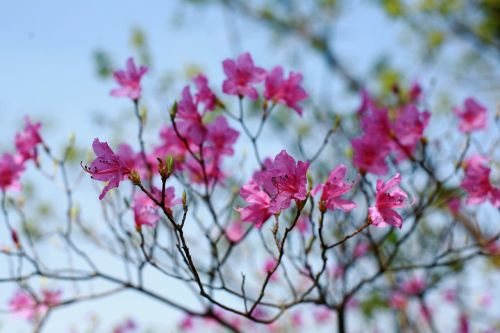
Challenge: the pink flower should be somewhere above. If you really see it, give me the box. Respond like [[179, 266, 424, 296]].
[[0, 153, 25, 191], [391, 105, 430, 160], [352, 135, 390, 175], [154, 126, 190, 167], [389, 292, 407, 310], [82, 138, 131, 200], [226, 220, 246, 243], [15, 117, 43, 162], [222, 52, 266, 100], [110, 57, 148, 100], [253, 150, 309, 214], [238, 179, 272, 228], [178, 315, 195, 330], [368, 173, 408, 228], [177, 86, 207, 145], [9, 288, 61, 321], [193, 74, 217, 112], [357, 90, 376, 116], [401, 276, 425, 295], [9, 289, 36, 320], [453, 97, 487, 133], [264, 66, 308, 115], [134, 187, 179, 229], [205, 116, 240, 156], [133, 193, 160, 229], [461, 155, 500, 207], [311, 164, 357, 212], [117, 143, 149, 178]]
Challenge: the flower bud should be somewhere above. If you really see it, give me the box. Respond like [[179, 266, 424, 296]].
[[128, 170, 141, 185], [182, 190, 187, 208], [11, 230, 21, 249], [169, 102, 178, 119]]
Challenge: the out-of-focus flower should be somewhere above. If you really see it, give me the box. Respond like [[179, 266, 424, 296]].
[[110, 57, 148, 100]]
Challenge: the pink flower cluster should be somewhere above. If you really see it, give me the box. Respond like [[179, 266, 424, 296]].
[[461, 155, 499, 207], [0, 117, 43, 191], [223, 53, 308, 115], [9, 288, 61, 321], [238, 150, 309, 227], [352, 91, 430, 175], [154, 74, 239, 185], [133, 187, 179, 229]]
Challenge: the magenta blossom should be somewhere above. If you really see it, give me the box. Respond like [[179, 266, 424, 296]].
[[391, 105, 430, 160], [15, 117, 43, 162], [368, 173, 409, 228], [222, 52, 266, 100], [453, 97, 487, 133], [461, 155, 500, 207], [117, 143, 149, 178], [237, 179, 272, 228], [9, 288, 61, 321], [252, 150, 309, 214], [312, 164, 357, 212], [205, 116, 240, 156], [110, 57, 148, 100], [352, 135, 390, 175], [193, 74, 217, 112], [133, 187, 178, 229], [264, 66, 308, 115], [177, 86, 207, 145], [82, 138, 131, 200], [133, 193, 160, 229], [226, 220, 246, 243], [0, 152, 25, 191]]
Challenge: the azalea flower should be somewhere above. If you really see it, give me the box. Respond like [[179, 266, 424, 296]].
[[461, 155, 500, 207], [264, 66, 308, 115], [352, 135, 390, 175], [391, 105, 430, 160], [82, 138, 131, 200], [237, 179, 272, 228], [0, 152, 25, 191], [311, 164, 357, 212], [15, 117, 43, 162], [253, 150, 309, 214], [193, 74, 217, 112], [110, 57, 148, 100], [453, 97, 487, 133], [368, 173, 408, 228], [177, 86, 207, 145], [222, 52, 266, 100], [9, 288, 61, 321]]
